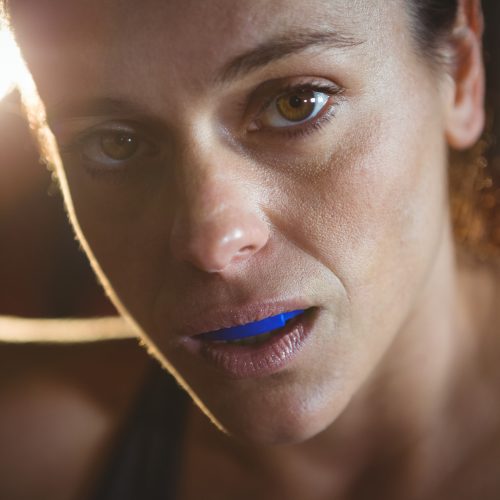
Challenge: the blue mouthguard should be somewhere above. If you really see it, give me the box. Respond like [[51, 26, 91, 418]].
[[199, 309, 305, 342]]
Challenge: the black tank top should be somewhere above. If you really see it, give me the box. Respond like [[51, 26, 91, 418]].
[[93, 363, 188, 500]]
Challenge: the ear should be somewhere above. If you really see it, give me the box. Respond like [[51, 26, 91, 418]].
[[444, 0, 485, 151]]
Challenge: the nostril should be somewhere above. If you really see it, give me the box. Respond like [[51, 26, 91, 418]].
[[239, 245, 255, 254]]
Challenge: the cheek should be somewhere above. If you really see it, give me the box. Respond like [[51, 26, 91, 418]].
[[59, 165, 172, 327], [279, 99, 449, 341]]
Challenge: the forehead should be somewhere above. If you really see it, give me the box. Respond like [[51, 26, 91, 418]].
[[11, 0, 378, 42], [10, 0, 404, 108]]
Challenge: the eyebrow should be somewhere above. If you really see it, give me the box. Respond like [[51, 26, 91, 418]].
[[216, 28, 364, 84], [48, 29, 364, 121], [48, 98, 152, 123]]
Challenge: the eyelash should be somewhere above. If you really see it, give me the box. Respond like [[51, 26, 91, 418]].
[[58, 126, 149, 182], [250, 81, 343, 140], [57, 81, 343, 181]]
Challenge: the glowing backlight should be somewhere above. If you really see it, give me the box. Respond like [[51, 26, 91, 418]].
[[0, 23, 22, 101], [0, 7, 67, 206], [0, 6, 132, 345]]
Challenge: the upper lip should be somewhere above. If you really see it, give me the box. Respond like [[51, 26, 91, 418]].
[[174, 298, 313, 338]]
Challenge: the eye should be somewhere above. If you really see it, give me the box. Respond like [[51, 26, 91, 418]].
[[99, 132, 140, 160], [80, 130, 149, 164], [66, 126, 161, 171], [257, 87, 333, 129]]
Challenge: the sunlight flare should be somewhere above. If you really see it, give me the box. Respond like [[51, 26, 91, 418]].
[[0, 6, 64, 177], [0, 21, 21, 100]]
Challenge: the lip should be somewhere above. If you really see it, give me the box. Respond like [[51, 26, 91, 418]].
[[177, 299, 315, 338], [182, 306, 319, 379], [196, 309, 305, 342]]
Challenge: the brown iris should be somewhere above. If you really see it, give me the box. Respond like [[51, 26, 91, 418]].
[[100, 132, 139, 160], [276, 90, 317, 122]]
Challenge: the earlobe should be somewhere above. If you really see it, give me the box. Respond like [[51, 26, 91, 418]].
[[445, 0, 485, 151]]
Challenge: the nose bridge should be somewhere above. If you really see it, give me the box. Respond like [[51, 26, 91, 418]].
[[169, 143, 270, 273]]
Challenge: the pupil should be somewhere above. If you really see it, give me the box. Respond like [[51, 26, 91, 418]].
[[101, 132, 138, 160], [289, 95, 303, 108], [117, 135, 133, 146], [276, 90, 316, 122]]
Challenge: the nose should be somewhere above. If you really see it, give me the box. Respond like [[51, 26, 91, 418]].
[[169, 153, 270, 273]]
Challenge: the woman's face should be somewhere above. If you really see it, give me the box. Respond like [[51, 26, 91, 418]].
[[12, 0, 456, 443]]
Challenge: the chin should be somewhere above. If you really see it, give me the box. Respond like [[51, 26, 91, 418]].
[[198, 380, 353, 446], [224, 420, 331, 447]]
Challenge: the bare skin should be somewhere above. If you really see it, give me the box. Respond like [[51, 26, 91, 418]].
[[1, 256, 499, 500], [2, 0, 500, 498], [175, 250, 500, 500]]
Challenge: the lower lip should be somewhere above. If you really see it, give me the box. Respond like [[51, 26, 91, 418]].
[[184, 308, 318, 379]]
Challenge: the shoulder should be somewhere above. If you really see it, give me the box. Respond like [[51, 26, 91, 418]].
[[0, 335, 151, 500]]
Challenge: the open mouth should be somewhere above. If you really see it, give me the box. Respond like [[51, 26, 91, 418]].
[[188, 308, 318, 379], [196, 309, 305, 345]]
